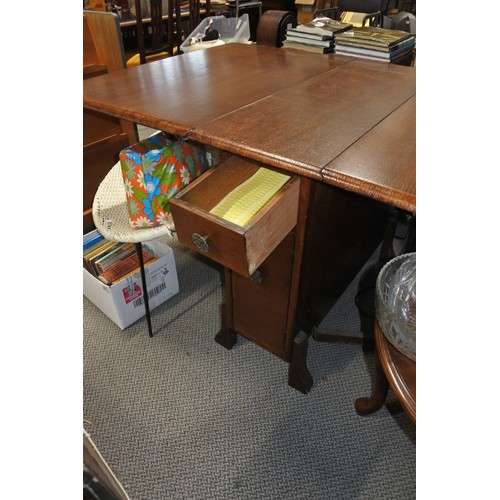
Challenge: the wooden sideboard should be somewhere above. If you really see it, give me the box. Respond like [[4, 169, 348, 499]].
[[83, 10, 138, 233]]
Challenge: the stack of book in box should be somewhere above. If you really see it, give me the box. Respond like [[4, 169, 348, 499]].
[[334, 26, 416, 63], [83, 231, 158, 286], [283, 17, 352, 54]]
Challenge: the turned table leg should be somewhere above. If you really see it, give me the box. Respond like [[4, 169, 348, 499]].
[[355, 350, 389, 415]]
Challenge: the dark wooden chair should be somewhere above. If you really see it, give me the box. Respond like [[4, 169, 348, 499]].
[[188, 0, 211, 35], [227, 0, 262, 20], [314, 0, 389, 27], [129, 0, 175, 65], [129, 0, 212, 62]]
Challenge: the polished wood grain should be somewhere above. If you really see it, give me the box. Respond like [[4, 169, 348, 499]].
[[84, 11, 126, 73], [192, 58, 415, 183], [83, 132, 131, 214], [83, 44, 348, 137], [83, 107, 124, 146], [83, 46, 416, 207], [322, 95, 416, 213], [356, 320, 416, 421], [231, 233, 295, 359], [256, 10, 296, 47], [377, 320, 416, 421]]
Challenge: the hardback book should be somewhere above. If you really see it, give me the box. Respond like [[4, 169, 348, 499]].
[[335, 41, 415, 59], [94, 242, 136, 274], [335, 46, 414, 62], [335, 35, 415, 53], [83, 232, 104, 251], [97, 248, 156, 285], [288, 17, 353, 40], [285, 30, 336, 43], [285, 34, 335, 48], [282, 40, 335, 54], [83, 240, 119, 275], [105, 256, 159, 285], [88, 241, 125, 277], [83, 236, 110, 259], [335, 26, 414, 48]]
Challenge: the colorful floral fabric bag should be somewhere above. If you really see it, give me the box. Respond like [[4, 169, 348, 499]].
[[119, 132, 219, 229]]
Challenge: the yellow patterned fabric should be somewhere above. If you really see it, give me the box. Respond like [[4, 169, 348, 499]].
[[210, 168, 290, 227]]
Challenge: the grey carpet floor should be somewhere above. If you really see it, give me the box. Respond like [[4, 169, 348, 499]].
[[83, 235, 416, 500]]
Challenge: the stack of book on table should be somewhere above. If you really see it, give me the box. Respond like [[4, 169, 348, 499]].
[[334, 26, 416, 63], [283, 17, 352, 54], [83, 231, 158, 286]]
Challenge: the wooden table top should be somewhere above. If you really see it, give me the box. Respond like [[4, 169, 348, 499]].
[[83, 44, 416, 212]]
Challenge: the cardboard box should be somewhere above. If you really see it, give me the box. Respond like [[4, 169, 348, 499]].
[[295, 0, 336, 25], [83, 232, 179, 329]]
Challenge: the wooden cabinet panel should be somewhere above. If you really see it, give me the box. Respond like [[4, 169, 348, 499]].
[[230, 232, 295, 359], [83, 10, 137, 232]]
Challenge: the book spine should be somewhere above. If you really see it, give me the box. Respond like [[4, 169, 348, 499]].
[[96, 244, 136, 273], [94, 243, 130, 272], [88, 241, 122, 276], [83, 233, 104, 251], [334, 45, 389, 58], [335, 32, 414, 48], [334, 50, 389, 61], [98, 250, 154, 285], [335, 41, 414, 59], [388, 37, 416, 52], [283, 41, 335, 53], [287, 30, 331, 41], [285, 36, 333, 47]]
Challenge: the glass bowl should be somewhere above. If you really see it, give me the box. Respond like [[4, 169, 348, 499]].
[[375, 253, 416, 361]]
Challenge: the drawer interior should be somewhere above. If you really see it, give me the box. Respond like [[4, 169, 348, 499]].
[[171, 155, 299, 276], [179, 157, 284, 217]]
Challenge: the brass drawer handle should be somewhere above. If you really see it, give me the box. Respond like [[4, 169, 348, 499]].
[[191, 233, 209, 253]]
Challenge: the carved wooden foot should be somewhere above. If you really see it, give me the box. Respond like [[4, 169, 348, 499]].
[[214, 303, 237, 350], [288, 330, 313, 394], [355, 352, 389, 415]]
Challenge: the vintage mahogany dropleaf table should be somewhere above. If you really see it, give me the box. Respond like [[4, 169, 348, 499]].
[[83, 44, 416, 393]]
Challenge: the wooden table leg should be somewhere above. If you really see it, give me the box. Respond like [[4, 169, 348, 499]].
[[214, 302, 237, 349], [288, 330, 313, 394], [355, 349, 389, 415]]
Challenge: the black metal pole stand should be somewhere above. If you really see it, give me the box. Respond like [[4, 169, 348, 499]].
[[135, 242, 153, 337]]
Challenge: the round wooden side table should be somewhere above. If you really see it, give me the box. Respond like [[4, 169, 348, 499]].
[[355, 320, 416, 422]]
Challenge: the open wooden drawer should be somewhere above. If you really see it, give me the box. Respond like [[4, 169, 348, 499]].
[[169, 155, 300, 277]]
